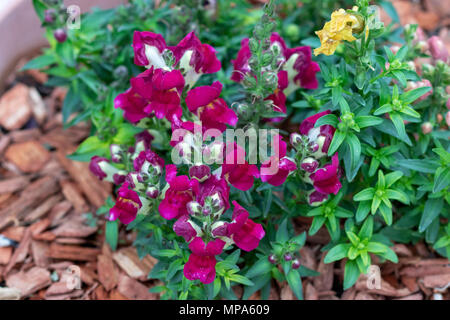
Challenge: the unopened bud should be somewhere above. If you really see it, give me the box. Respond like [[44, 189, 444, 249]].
[[146, 186, 159, 199], [54, 28, 67, 43], [290, 133, 302, 149], [437, 113, 443, 123], [110, 144, 122, 163], [187, 201, 202, 216], [268, 254, 277, 264], [420, 122, 432, 134], [292, 259, 300, 269], [301, 157, 319, 173], [284, 253, 293, 261]]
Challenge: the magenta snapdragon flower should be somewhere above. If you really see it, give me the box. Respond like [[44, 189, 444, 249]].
[[115, 66, 185, 124], [109, 182, 142, 224], [310, 153, 342, 195], [260, 134, 297, 186], [132, 31, 168, 69], [159, 165, 199, 220], [185, 81, 238, 133], [183, 237, 226, 284], [221, 143, 259, 191], [299, 110, 336, 157], [227, 201, 265, 252]]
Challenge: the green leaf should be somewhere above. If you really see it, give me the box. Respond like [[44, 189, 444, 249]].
[[309, 216, 326, 235], [346, 132, 361, 170], [246, 258, 273, 278], [378, 202, 393, 225], [391, 70, 407, 87], [354, 188, 375, 201], [286, 269, 303, 300], [433, 167, 450, 193], [373, 104, 393, 115], [390, 112, 407, 141], [379, 247, 398, 263], [385, 171, 403, 187], [358, 216, 373, 240], [229, 274, 254, 286], [327, 130, 346, 156], [400, 86, 432, 104], [356, 201, 371, 222], [396, 159, 440, 173], [315, 114, 338, 128], [385, 189, 409, 204], [419, 198, 444, 232], [367, 242, 388, 254], [346, 231, 360, 247], [21, 54, 56, 71], [32, 0, 47, 22], [276, 219, 289, 243], [332, 86, 343, 106], [343, 260, 360, 290], [105, 220, 118, 251], [355, 116, 383, 128], [324, 243, 351, 263]]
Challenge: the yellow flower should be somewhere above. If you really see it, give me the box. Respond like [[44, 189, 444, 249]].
[[314, 9, 360, 56]]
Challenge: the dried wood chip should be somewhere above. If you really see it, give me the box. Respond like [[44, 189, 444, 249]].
[[49, 243, 100, 261], [394, 293, 424, 300], [45, 289, 84, 300], [25, 194, 63, 223], [0, 84, 32, 131], [0, 247, 13, 265], [59, 180, 89, 214], [52, 215, 97, 238], [0, 287, 21, 300], [0, 176, 29, 195], [97, 254, 119, 291], [393, 244, 413, 257], [400, 265, 450, 278], [48, 201, 72, 226], [401, 276, 419, 293], [31, 240, 50, 268], [314, 252, 334, 291], [117, 274, 158, 300], [0, 135, 11, 155], [0, 176, 58, 230], [422, 273, 450, 289], [9, 128, 42, 143], [356, 275, 412, 297], [109, 289, 128, 300], [112, 247, 156, 280], [298, 246, 317, 271], [304, 282, 319, 300], [279, 282, 296, 300], [1, 226, 25, 242], [6, 267, 51, 297], [4, 141, 51, 173], [56, 149, 112, 208], [3, 228, 32, 276], [29, 87, 47, 125], [341, 287, 357, 300]]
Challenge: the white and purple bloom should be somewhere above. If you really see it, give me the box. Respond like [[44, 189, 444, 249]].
[[109, 182, 142, 224]]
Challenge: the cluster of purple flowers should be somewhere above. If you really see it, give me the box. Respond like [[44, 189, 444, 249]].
[[89, 30, 333, 284]]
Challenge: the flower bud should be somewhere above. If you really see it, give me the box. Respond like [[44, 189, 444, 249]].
[[290, 133, 303, 149], [110, 144, 122, 163], [307, 190, 328, 207], [437, 113, 443, 123], [268, 254, 277, 264], [349, 12, 365, 34], [202, 206, 212, 216], [446, 111, 450, 127], [189, 164, 211, 182], [146, 186, 159, 199], [284, 253, 293, 261], [301, 157, 319, 173], [421, 122, 433, 135], [187, 201, 202, 216], [211, 221, 229, 237], [44, 9, 56, 23], [292, 259, 300, 270], [428, 36, 449, 62], [54, 28, 67, 43]]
